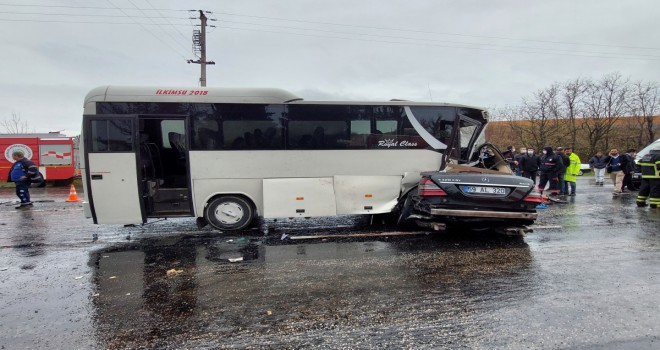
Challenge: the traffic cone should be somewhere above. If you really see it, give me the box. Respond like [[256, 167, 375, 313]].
[[66, 184, 81, 202]]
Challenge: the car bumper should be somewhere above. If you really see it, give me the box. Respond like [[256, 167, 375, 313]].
[[428, 208, 538, 220]]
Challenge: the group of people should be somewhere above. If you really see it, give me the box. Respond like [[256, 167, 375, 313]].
[[588, 148, 638, 195], [503, 145, 581, 196], [503, 145, 645, 197]]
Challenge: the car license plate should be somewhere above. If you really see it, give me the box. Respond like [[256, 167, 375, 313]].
[[463, 186, 506, 195]]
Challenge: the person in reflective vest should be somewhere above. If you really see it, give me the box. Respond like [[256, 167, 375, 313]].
[[563, 147, 581, 196], [636, 149, 660, 208]]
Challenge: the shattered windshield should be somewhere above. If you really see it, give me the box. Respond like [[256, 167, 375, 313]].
[[404, 106, 457, 150]]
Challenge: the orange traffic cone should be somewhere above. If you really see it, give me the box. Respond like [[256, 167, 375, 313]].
[[66, 184, 81, 202]]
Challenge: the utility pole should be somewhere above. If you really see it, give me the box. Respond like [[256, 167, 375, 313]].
[[188, 10, 215, 87]]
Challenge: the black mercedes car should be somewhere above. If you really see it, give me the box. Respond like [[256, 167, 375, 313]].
[[398, 144, 541, 235]]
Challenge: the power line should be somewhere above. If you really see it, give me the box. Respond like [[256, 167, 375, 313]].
[[209, 11, 660, 52], [144, 0, 191, 44], [0, 2, 190, 12], [0, 18, 189, 25], [215, 19, 660, 60], [213, 25, 660, 61], [2, 2, 657, 52], [0, 10, 189, 19], [104, 0, 188, 60], [1, 14, 658, 61], [125, 0, 190, 54]]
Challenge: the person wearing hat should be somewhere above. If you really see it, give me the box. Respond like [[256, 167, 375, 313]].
[[7, 150, 42, 209]]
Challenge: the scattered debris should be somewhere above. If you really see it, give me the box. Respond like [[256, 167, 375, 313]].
[[109, 276, 117, 279], [228, 257, 243, 263], [0, 267, 8, 271], [166, 269, 184, 277], [266, 310, 273, 316], [74, 276, 83, 280]]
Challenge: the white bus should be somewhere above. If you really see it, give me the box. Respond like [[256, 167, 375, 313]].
[[81, 86, 489, 231]]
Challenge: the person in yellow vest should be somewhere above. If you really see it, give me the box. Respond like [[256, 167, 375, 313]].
[[563, 147, 581, 196], [636, 149, 660, 208]]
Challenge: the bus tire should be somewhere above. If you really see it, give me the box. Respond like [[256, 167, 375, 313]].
[[204, 195, 255, 231]]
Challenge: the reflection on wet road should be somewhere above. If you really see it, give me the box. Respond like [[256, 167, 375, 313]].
[[91, 234, 532, 349], [0, 178, 659, 349]]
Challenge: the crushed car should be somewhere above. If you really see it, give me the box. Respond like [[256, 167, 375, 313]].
[[398, 144, 540, 235]]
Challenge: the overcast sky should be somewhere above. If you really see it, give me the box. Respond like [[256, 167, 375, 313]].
[[1, 0, 659, 135]]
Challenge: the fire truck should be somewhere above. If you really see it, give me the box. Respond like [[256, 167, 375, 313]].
[[1, 133, 77, 186]]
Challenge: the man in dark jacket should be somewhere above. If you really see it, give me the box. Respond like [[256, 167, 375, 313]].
[[538, 146, 563, 196], [520, 148, 541, 184], [589, 151, 608, 186], [514, 147, 526, 176], [621, 149, 638, 191], [501, 145, 518, 174], [556, 147, 570, 195], [8, 151, 42, 209]]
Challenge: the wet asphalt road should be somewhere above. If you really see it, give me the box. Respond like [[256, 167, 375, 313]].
[[0, 177, 659, 349]]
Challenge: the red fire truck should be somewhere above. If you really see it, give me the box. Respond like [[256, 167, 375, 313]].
[[1, 133, 77, 186]]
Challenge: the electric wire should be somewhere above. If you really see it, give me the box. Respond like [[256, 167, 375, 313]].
[[0, 2, 190, 12], [104, 0, 188, 60], [144, 0, 191, 44], [0, 16, 657, 61], [0, 4, 658, 61], [125, 0, 190, 54], [0, 2, 657, 52], [215, 19, 660, 60], [0, 10, 189, 19], [209, 11, 660, 52], [214, 25, 660, 61]]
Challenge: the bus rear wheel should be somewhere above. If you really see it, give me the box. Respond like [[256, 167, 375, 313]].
[[204, 195, 255, 231]]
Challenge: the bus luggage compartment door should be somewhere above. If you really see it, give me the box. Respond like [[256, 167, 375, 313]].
[[88, 153, 143, 224], [263, 178, 337, 218], [333, 176, 402, 214]]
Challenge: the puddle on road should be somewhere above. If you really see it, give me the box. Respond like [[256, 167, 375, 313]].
[[89, 231, 534, 348]]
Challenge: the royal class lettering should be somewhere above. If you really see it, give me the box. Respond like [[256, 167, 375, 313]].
[[155, 89, 208, 96], [377, 139, 418, 148]]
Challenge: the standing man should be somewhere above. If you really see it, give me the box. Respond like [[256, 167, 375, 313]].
[[556, 147, 570, 195], [8, 151, 42, 209], [514, 147, 527, 176], [589, 151, 608, 186], [621, 149, 638, 192], [606, 148, 628, 195], [563, 148, 581, 196], [502, 145, 518, 174], [636, 149, 660, 208], [520, 148, 540, 184], [538, 146, 563, 196]]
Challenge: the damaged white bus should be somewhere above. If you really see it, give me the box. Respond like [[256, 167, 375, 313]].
[[81, 86, 536, 232]]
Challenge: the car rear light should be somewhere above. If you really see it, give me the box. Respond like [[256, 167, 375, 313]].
[[418, 178, 447, 196], [523, 187, 544, 203]]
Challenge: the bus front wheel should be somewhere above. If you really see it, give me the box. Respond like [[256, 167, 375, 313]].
[[204, 195, 255, 231]]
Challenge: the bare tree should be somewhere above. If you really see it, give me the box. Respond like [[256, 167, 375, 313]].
[[580, 73, 630, 156], [628, 80, 659, 145], [1, 113, 32, 134], [560, 78, 588, 149], [518, 84, 563, 152]]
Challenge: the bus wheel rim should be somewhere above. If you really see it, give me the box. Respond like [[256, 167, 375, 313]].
[[215, 202, 244, 225]]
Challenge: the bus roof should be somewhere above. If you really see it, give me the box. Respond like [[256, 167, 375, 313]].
[[84, 86, 484, 110]]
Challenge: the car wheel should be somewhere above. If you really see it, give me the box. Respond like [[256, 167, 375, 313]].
[[578, 170, 584, 176], [205, 195, 255, 231]]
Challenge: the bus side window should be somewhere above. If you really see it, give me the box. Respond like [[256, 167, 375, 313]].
[[90, 119, 133, 152]]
